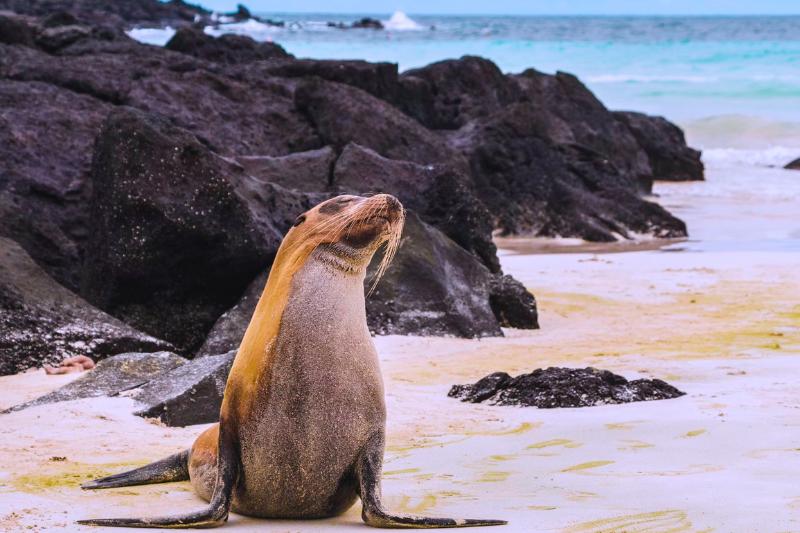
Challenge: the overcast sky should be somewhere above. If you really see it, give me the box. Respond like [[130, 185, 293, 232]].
[[200, 0, 800, 15]]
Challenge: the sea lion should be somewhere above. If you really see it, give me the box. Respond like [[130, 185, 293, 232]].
[[77, 194, 505, 529]]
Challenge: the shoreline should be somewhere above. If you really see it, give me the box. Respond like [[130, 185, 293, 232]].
[[2, 167, 798, 530]]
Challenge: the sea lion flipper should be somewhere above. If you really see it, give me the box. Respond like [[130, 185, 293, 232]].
[[77, 424, 239, 528], [357, 432, 507, 528], [82, 450, 190, 490]]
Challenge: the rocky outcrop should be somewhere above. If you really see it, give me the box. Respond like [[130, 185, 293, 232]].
[[0, 238, 173, 376], [5, 349, 236, 427], [785, 158, 800, 170], [195, 272, 266, 357], [449, 367, 685, 407], [165, 26, 291, 64], [3, 351, 184, 410], [366, 212, 503, 337], [0, 0, 212, 29], [615, 111, 704, 182], [131, 350, 235, 426], [488, 275, 538, 329], [236, 147, 335, 192], [81, 107, 316, 353], [0, 6, 705, 366]]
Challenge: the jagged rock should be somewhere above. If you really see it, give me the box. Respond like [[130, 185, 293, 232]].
[[295, 78, 456, 166], [35, 23, 91, 52], [399, 56, 520, 130], [453, 98, 686, 241], [195, 272, 266, 357], [131, 350, 235, 426], [251, 58, 398, 102], [0, 11, 34, 45], [784, 157, 800, 170], [0, 237, 173, 376], [615, 111, 704, 181], [236, 147, 335, 192], [3, 351, 184, 411], [449, 367, 686, 407], [488, 274, 538, 329], [367, 211, 502, 338], [165, 26, 290, 64], [0, 0, 212, 29], [81, 107, 316, 353]]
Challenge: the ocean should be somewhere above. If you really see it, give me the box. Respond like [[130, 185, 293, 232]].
[[130, 12, 800, 252]]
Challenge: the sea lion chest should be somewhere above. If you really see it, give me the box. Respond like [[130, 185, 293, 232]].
[[234, 254, 386, 518]]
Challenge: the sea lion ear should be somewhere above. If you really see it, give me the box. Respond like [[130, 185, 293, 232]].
[[293, 214, 306, 227]]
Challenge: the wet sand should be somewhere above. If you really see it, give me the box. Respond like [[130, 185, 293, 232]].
[[1, 166, 798, 532]]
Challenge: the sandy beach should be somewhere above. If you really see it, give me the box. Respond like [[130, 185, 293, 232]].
[[1, 161, 798, 532]]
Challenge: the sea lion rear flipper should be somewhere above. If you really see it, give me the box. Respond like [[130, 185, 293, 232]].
[[357, 432, 507, 528], [82, 450, 190, 490], [78, 424, 239, 529]]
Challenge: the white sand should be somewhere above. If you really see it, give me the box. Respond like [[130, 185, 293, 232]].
[[1, 165, 798, 532]]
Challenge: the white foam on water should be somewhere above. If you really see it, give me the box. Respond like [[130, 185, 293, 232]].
[[383, 11, 424, 31], [126, 26, 176, 46]]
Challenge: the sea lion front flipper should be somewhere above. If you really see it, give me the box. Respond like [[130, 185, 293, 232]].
[[357, 432, 507, 529], [77, 423, 239, 529]]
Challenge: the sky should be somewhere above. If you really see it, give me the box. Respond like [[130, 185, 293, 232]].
[[198, 0, 800, 16]]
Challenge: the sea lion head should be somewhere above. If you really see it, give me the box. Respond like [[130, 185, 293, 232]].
[[283, 194, 405, 287]]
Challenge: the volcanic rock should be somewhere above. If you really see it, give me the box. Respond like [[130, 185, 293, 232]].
[[81, 107, 315, 353], [131, 350, 235, 426], [366, 212, 502, 337], [0, 237, 173, 376], [449, 367, 686, 407], [615, 111, 704, 181], [3, 351, 184, 411], [165, 26, 290, 64]]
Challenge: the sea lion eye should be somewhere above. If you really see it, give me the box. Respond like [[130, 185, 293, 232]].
[[293, 214, 306, 227]]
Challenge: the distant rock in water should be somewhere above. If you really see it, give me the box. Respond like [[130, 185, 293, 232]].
[[449, 367, 685, 407], [327, 17, 383, 30], [785, 158, 800, 170]]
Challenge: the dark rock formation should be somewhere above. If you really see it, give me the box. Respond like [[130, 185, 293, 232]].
[[328, 17, 384, 30], [0, 6, 704, 362], [132, 350, 235, 426], [615, 111, 704, 181], [0, 238, 173, 376], [0, 11, 35, 45], [0, 0, 212, 29], [3, 351, 184, 411], [165, 26, 290, 64], [400, 56, 520, 130], [366, 212, 502, 337], [81, 107, 315, 353], [195, 272, 265, 357], [488, 275, 538, 329], [296, 78, 456, 166], [449, 367, 685, 407], [236, 147, 335, 192], [785, 157, 800, 170]]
